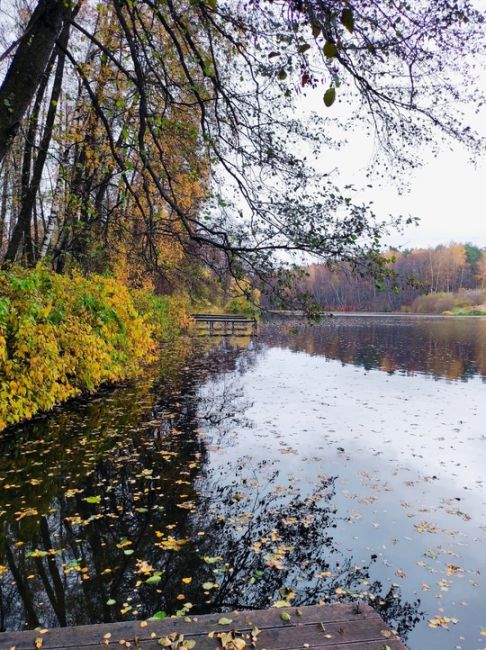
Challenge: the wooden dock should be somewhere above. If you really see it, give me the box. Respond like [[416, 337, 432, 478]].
[[192, 313, 257, 336], [0, 604, 407, 649]]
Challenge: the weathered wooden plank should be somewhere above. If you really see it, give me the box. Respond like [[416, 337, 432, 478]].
[[313, 642, 405, 650], [247, 619, 403, 648], [0, 604, 376, 647], [0, 605, 406, 650], [134, 618, 405, 650]]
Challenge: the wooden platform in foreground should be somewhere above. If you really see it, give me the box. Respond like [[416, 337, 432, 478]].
[[0, 604, 407, 650]]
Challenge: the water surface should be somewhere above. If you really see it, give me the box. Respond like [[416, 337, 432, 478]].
[[1, 316, 485, 649]]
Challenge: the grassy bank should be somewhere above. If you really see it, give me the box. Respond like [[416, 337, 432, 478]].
[[0, 266, 190, 431], [403, 289, 486, 315], [446, 308, 486, 316]]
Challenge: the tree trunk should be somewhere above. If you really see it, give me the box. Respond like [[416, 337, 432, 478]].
[[0, 166, 8, 253], [4, 22, 70, 263], [39, 172, 64, 258], [0, 0, 70, 165]]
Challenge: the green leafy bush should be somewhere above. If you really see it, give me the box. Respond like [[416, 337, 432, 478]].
[[0, 266, 189, 430]]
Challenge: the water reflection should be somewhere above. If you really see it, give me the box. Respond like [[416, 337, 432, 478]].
[[192, 464, 421, 639], [0, 336, 420, 639], [264, 315, 486, 380]]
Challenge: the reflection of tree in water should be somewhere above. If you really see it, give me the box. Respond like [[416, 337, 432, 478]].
[[263, 318, 486, 380], [0, 338, 253, 631], [185, 463, 422, 641], [0, 336, 421, 641]]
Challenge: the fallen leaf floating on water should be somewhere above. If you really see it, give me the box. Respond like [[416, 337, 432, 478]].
[[414, 521, 438, 534], [428, 615, 459, 629], [202, 556, 223, 564], [116, 538, 132, 549], [14, 507, 38, 520], [446, 564, 462, 575], [156, 536, 190, 551], [84, 495, 101, 504], [146, 574, 162, 585], [27, 549, 48, 558], [136, 560, 154, 575]]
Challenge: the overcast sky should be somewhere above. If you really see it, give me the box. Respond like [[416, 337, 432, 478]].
[[303, 85, 486, 251], [336, 132, 486, 250]]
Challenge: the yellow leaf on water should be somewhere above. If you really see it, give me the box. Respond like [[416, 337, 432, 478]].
[[446, 564, 461, 575], [158, 536, 190, 551]]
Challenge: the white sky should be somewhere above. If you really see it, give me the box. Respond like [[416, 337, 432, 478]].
[[377, 153, 486, 249], [335, 131, 486, 250], [302, 86, 486, 251]]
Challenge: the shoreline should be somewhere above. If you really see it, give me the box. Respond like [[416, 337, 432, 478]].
[[267, 310, 486, 318]]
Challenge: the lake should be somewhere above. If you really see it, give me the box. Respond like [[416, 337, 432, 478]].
[[1, 316, 485, 649]]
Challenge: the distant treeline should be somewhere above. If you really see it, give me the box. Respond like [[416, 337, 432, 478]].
[[296, 243, 486, 313]]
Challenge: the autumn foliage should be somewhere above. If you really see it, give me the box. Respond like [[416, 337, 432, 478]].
[[291, 243, 486, 313], [0, 267, 189, 430]]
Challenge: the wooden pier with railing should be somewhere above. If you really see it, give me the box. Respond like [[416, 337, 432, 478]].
[[192, 313, 257, 336]]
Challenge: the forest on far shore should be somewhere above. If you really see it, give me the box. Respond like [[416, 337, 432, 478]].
[[293, 242, 486, 314]]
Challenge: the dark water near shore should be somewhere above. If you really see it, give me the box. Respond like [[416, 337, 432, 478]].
[[1, 316, 486, 649]]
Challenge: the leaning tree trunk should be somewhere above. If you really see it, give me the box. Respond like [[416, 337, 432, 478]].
[[4, 21, 70, 264], [0, 0, 70, 166]]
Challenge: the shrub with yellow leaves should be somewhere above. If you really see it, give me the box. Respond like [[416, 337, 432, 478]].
[[0, 266, 189, 430]]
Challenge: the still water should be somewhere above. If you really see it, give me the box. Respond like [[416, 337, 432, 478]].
[[1, 316, 485, 649]]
